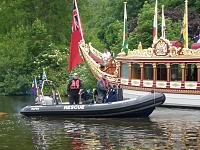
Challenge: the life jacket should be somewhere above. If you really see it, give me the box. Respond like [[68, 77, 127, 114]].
[[101, 79, 108, 88], [70, 79, 80, 89]]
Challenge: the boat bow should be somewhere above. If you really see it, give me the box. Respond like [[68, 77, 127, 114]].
[[79, 41, 120, 83]]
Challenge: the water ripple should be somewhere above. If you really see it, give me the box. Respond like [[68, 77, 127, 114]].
[[1, 105, 200, 149]]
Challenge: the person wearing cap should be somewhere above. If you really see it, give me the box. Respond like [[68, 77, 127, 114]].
[[67, 73, 82, 104], [96, 74, 109, 103]]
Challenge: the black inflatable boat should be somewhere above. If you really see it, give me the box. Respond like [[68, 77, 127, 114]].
[[20, 92, 165, 117]]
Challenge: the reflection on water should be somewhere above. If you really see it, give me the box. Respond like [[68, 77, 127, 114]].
[[30, 118, 163, 149], [1, 96, 200, 149], [28, 111, 200, 150]]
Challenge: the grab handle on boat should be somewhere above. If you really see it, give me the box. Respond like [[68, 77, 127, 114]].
[[57, 90, 62, 103]]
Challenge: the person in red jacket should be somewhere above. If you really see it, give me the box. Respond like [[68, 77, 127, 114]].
[[67, 73, 82, 104]]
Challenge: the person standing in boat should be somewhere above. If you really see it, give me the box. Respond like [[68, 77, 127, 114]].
[[67, 73, 82, 105], [97, 74, 109, 103], [102, 48, 111, 66]]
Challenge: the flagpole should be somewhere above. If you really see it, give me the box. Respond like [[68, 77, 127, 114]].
[[122, 2, 128, 54], [161, 5, 166, 39], [34, 77, 38, 96], [155, 0, 158, 41], [123, 2, 127, 47], [68, 0, 84, 72], [35, 77, 38, 95], [153, 0, 158, 43], [74, 0, 84, 40], [185, 0, 188, 48]]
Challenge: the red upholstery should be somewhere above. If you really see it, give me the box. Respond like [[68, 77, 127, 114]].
[[170, 40, 182, 48], [191, 43, 200, 49]]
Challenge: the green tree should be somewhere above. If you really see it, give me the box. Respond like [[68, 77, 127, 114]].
[[0, 0, 200, 95], [104, 20, 123, 54], [129, 1, 182, 49], [129, 1, 154, 48], [0, 26, 30, 95]]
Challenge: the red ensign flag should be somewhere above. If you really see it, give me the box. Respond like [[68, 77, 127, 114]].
[[68, 0, 84, 72]]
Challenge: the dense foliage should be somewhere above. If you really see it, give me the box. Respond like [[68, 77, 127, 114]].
[[0, 0, 200, 95]]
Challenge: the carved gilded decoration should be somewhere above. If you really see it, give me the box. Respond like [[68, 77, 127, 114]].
[[140, 63, 144, 68], [114, 61, 120, 77], [166, 63, 170, 69], [196, 63, 200, 69], [181, 63, 186, 69], [153, 38, 169, 56], [79, 41, 119, 83], [153, 63, 157, 68], [122, 37, 200, 57]]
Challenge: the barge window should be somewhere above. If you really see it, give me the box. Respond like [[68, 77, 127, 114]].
[[121, 63, 128, 79], [131, 64, 141, 79], [171, 64, 182, 81], [157, 64, 167, 80], [186, 64, 197, 81], [144, 64, 153, 80]]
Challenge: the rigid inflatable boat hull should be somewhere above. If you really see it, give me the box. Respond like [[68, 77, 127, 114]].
[[20, 93, 165, 118]]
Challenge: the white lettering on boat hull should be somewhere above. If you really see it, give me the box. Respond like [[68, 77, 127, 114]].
[[63, 105, 85, 110], [31, 107, 39, 111]]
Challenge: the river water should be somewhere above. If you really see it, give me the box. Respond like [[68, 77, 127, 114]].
[[0, 96, 200, 150]]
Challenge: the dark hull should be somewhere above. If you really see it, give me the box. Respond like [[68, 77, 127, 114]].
[[20, 93, 165, 118]]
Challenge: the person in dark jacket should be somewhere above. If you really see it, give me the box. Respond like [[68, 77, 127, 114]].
[[67, 73, 82, 105], [97, 74, 109, 103]]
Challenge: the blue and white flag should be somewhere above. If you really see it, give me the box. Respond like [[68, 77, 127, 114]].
[[42, 69, 47, 80]]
